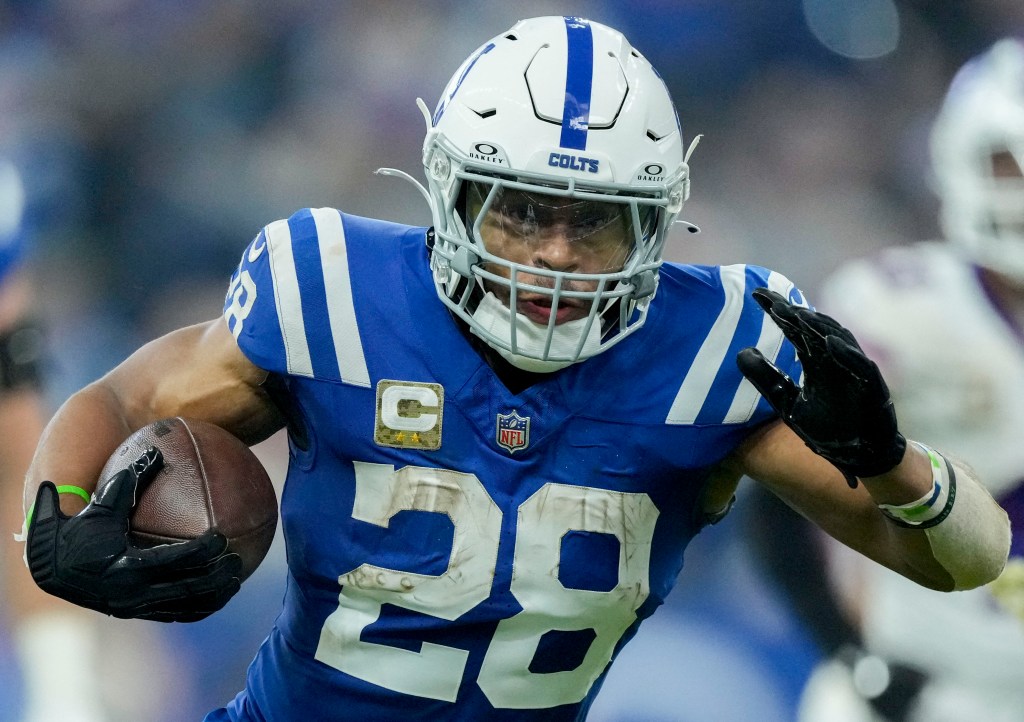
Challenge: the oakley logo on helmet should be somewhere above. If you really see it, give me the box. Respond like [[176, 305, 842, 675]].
[[636, 164, 665, 182], [548, 152, 599, 173], [469, 143, 507, 166]]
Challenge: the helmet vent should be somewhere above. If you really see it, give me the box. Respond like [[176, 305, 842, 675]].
[[505, 33, 518, 41], [646, 129, 664, 141], [473, 108, 497, 119]]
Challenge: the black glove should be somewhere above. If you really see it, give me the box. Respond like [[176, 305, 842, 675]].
[[737, 288, 906, 486], [26, 447, 243, 622]]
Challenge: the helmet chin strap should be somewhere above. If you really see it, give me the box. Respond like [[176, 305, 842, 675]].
[[469, 291, 602, 373]]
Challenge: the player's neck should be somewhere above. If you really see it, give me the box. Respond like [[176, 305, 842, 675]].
[[483, 344, 550, 394], [453, 316, 550, 394]]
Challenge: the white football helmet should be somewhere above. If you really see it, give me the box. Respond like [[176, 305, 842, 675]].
[[384, 16, 695, 372], [931, 37, 1024, 280]]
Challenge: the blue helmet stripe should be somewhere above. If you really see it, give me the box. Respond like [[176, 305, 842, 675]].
[[559, 17, 594, 150]]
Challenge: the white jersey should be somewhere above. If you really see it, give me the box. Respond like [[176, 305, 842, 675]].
[[811, 240, 1024, 722], [822, 240, 1024, 497]]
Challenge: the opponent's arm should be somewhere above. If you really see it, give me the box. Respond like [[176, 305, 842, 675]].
[[733, 288, 1009, 591]]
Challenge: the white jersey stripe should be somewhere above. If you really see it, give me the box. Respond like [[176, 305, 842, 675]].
[[723, 270, 794, 423], [311, 208, 371, 388], [265, 218, 314, 377], [665, 264, 747, 425]]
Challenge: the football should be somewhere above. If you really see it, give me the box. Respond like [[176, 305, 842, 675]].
[[98, 417, 278, 582]]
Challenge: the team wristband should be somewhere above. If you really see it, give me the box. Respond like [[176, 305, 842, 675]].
[[24, 484, 92, 528], [877, 443, 957, 529]]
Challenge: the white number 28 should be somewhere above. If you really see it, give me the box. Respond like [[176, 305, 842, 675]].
[[314, 461, 660, 708]]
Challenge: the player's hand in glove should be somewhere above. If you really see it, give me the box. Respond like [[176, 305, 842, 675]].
[[25, 447, 243, 622], [736, 287, 906, 487]]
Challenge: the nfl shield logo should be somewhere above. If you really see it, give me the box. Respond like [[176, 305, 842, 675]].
[[496, 410, 530, 454]]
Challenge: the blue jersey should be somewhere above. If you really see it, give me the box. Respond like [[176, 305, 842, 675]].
[[212, 207, 804, 722]]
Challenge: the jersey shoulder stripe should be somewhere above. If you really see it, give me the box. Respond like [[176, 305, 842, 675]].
[[664, 264, 802, 425], [224, 207, 370, 387]]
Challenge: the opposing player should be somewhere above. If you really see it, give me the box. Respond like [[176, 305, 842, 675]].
[[20, 17, 1010, 721], [800, 37, 1024, 721], [0, 160, 109, 721]]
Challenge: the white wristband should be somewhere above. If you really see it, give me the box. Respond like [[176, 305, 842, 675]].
[[877, 442, 954, 527]]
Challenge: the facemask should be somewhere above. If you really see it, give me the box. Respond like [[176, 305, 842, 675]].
[[470, 291, 603, 373]]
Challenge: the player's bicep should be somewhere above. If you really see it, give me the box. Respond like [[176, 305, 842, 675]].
[[101, 318, 284, 445]]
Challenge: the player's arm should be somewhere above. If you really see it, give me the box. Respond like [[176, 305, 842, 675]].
[[724, 421, 951, 587], [732, 288, 1010, 592], [25, 317, 283, 515], [22, 317, 284, 622]]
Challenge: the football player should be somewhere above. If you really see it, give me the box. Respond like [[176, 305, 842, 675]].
[[18, 18, 1011, 721], [0, 160, 107, 721], [800, 37, 1024, 722]]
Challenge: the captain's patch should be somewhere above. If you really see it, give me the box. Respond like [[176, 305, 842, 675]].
[[374, 380, 444, 450]]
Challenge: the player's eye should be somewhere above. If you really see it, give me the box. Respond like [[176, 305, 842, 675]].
[[499, 200, 536, 225]]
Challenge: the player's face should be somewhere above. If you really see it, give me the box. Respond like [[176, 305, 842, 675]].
[[991, 149, 1022, 178], [468, 184, 636, 325]]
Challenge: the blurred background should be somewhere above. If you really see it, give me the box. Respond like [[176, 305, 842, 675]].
[[0, 1, 1021, 720]]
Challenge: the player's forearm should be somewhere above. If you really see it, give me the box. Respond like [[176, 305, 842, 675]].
[[859, 439, 932, 503], [864, 441, 1010, 591], [24, 381, 135, 516]]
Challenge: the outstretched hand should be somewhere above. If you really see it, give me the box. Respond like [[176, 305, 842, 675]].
[[26, 447, 243, 622], [737, 287, 906, 486]]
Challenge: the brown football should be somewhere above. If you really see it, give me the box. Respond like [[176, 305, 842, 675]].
[[98, 417, 278, 581]]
